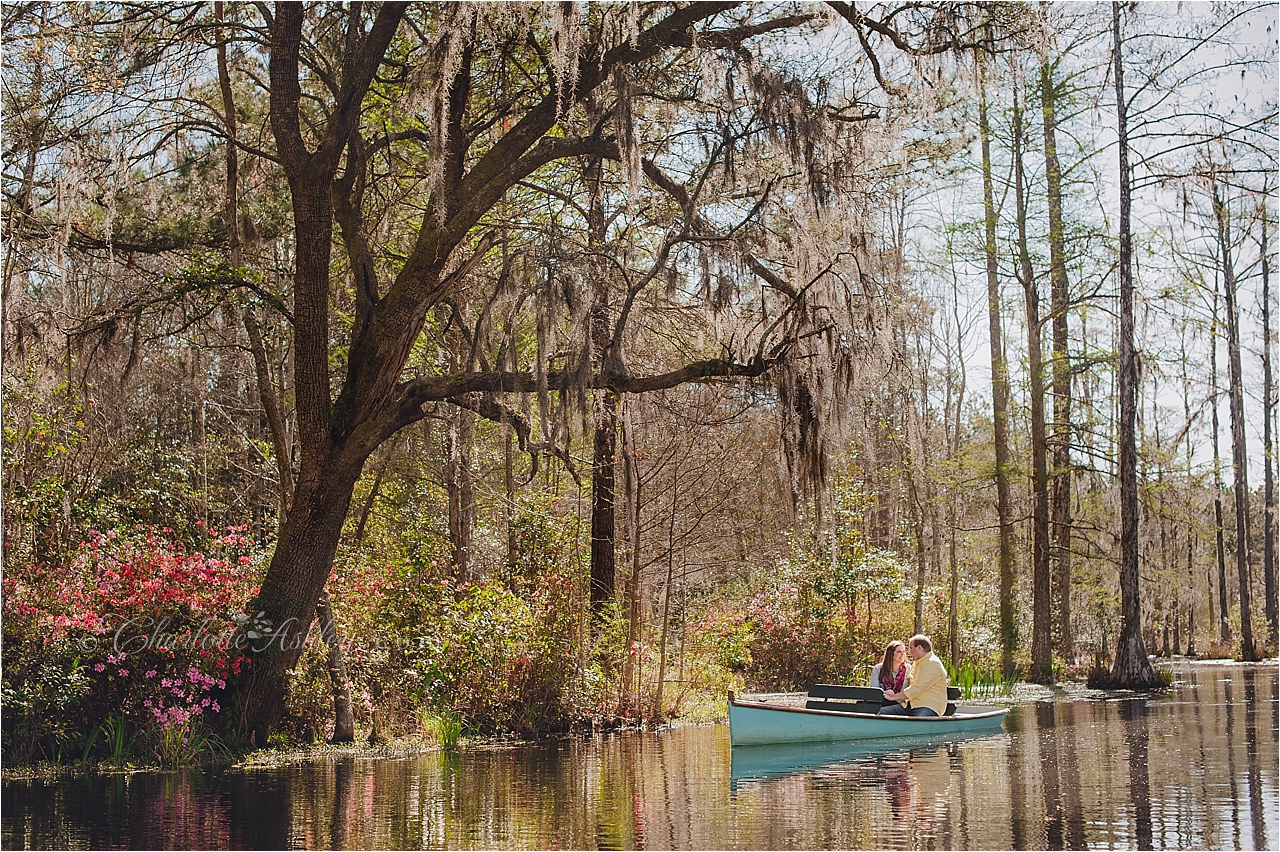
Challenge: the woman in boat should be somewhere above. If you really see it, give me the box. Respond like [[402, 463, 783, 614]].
[[869, 640, 909, 712]]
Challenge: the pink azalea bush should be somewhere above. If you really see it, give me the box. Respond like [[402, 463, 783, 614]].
[[1, 525, 264, 764]]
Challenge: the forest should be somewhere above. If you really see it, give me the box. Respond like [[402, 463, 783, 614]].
[[2, 1, 1276, 766]]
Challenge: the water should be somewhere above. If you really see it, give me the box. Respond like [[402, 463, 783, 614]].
[[2, 661, 1275, 850]]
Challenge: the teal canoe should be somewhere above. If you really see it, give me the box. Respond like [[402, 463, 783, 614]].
[[727, 690, 1010, 746]]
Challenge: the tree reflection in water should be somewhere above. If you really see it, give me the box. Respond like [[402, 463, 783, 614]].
[[330, 757, 354, 850], [1243, 667, 1269, 851], [1119, 698, 1154, 849], [1036, 701, 1065, 849]]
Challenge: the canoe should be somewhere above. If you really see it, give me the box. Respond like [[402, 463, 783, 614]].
[[727, 690, 1010, 746]]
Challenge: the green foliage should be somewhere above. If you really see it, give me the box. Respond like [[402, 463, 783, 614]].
[[2, 362, 284, 564], [281, 494, 599, 740], [420, 709, 463, 749], [737, 476, 916, 691], [99, 713, 138, 764], [2, 379, 90, 564], [947, 659, 1021, 699], [0, 655, 92, 764]]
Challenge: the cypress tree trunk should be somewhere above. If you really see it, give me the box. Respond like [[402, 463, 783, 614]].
[[505, 417, 517, 572], [1014, 73, 1053, 684], [1109, 2, 1159, 688], [946, 244, 967, 666], [913, 501, 926, 637], [1181, 334, 1198, 657], [978, 47, 1018, 678], [620, 402, 643, 713], [1215, 186, 1258, 661], [591, 393, 619, 612], [1211, 286, 1231, 644], [653, 469, 678, 720], [1041, 50, 1074, 662], [1259, 204, 1277, 648], [446, 405, 476, 581]]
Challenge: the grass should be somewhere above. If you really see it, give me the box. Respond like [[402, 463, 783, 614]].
[[948, 660, 1021, 699], [420, 710, 464, 749], [100, 714, 137, 763], [154, 721, 229, 767]]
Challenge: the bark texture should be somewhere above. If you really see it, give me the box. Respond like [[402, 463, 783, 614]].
[[978, 49, 1018, 678], [1215, 188, 1257, 661], [1110, 2, 1159, 688], [1014, 75, 1053, 684], [1260, 210, 1277, 648], [1041, 50, 1074, 661]]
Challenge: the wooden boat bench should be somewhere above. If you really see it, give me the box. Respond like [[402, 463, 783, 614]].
[[806, 683, 963, 716]]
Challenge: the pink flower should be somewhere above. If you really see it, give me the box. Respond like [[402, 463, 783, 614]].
[[211, 700, 220, 713], [145, 669, 157, 678], [143, 699, 153, 708], [94, 663, 105, 672], [118, 668, 128, 677]]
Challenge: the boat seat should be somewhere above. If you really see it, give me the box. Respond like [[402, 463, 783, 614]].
[[804, 699, 883, 713], [805, 684, 883, 714], [808, 684, 885, 701], [806, 684, 963, 715]]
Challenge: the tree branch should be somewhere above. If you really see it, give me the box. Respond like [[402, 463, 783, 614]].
[[391, 352, 779, 418]]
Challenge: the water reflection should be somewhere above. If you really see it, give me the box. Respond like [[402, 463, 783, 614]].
[[1119, 698, 1153, 849], [1243, 667, 1270, 851], [2, 662, 1276, 850], [728, 732, 1006, 789]]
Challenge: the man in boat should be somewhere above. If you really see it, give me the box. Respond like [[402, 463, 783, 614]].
[[877, 634, 949, 717]]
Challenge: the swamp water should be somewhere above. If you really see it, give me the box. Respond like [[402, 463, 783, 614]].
[[2, 661, 1275, 850]]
